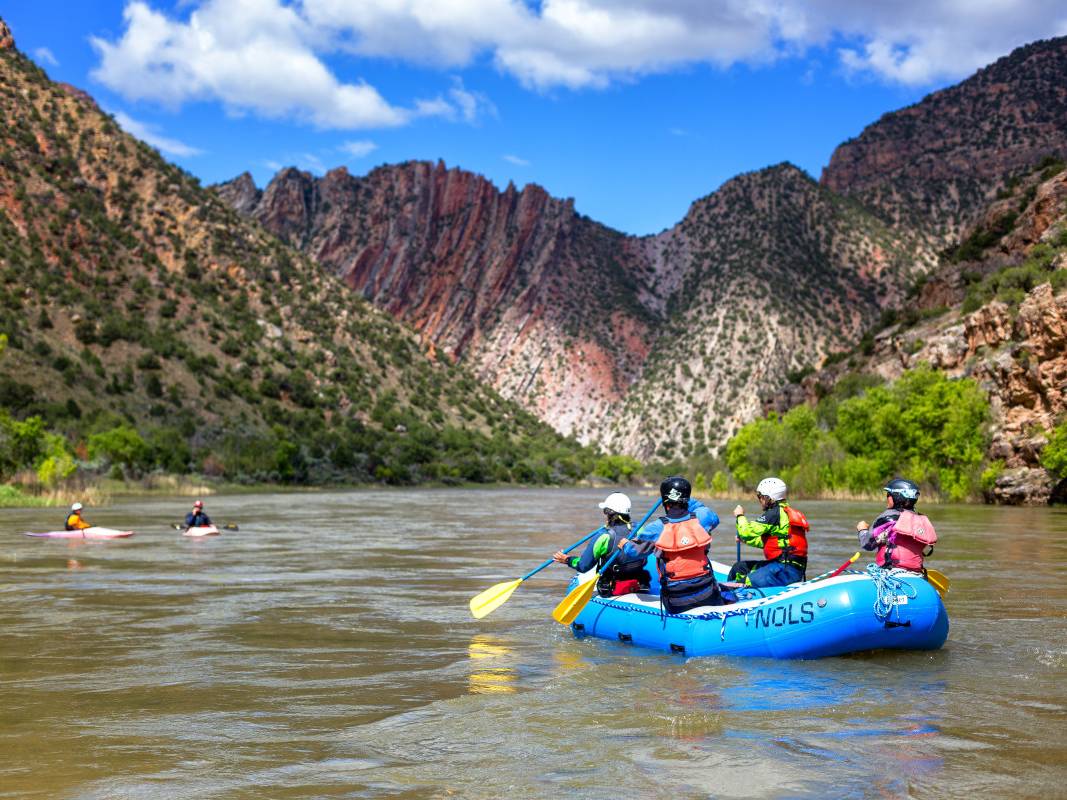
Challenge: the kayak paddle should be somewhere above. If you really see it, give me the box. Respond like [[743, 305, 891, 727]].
[[551, 500, 662, 626], [469, 527, 604, 619], [925, 567, 949, 598], [171, 522, 238, 531]]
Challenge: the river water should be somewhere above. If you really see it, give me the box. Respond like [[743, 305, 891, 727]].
[[1, 489, 1065, 799]]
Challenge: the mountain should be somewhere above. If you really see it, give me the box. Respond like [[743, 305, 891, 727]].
[[215, 162, 662, 440], [822, 37, 1067, 245], [769, 160, 1067, 503], [0, 20, 595, 486], [219, 163, 930, 460]]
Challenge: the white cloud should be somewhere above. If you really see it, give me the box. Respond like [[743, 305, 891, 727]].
[[34, 47, 59, 67], [112, 110, 203, 156], [91, 0, 1067, 119], [340, 139, 378, 158], [502, 154, 529, 166], [91, 0, 433, 129]]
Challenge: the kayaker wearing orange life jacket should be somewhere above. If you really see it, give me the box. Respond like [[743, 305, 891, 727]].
[[552, 492, 651, 596], [729, 477, 809, 588], [856, 478, 937, 573], [64, 502, 92, 531], [619, 476, 725, 614]]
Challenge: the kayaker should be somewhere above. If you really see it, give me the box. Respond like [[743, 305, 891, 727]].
[[856, 478, 937, 572], [552, 492, 651, 596], [64, 502, 91, 531], [619, 476, 725, 613], [728, 477, 809, 587], [184, 500, 212, 528]]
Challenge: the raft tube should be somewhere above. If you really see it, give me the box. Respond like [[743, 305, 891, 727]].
[[564, 558, 948, 659], [23, 527, 135, 540]]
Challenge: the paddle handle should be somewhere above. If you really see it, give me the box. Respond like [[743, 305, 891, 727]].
[[519, 526, 604, 582]]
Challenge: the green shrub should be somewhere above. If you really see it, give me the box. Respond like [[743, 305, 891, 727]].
[[1041, 419, 1067, 479]]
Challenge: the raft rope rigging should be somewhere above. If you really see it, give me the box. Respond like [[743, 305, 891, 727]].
[[866, 564, 919, 621]]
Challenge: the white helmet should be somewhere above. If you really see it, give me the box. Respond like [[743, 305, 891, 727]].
[[71, 502, 84, 512], [756, 477, 787, 502], [598, 492, 631, 515]]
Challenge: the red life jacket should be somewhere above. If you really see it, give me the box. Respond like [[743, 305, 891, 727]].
[[763, 504, 809, 560], [655, 516, 713, 583], [877, 510, 937, 572]]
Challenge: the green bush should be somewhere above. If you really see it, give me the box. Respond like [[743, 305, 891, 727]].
[[88, 425, 149, 472], [724, 365, 991, 500], [1041, 419, 1067, 479]]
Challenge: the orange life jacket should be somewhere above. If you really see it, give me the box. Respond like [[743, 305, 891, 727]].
[[654, 516, 713, 582], [763, 505, 809, 561], [65, 514, 91, 531]]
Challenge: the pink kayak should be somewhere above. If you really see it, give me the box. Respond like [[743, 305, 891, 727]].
[[24, 526, 135, 540], [182, 525, 220, 537]]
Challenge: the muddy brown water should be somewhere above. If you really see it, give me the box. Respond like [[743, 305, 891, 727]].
[[1, 489, 1066, 799]]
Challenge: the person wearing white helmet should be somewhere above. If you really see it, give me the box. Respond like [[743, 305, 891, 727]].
[[728, 476, 810, 587], [64, 502, 92, 531], [553, 492, 650, 596]]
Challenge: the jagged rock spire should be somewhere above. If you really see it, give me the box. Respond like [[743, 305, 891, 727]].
[[0, 18, 15, 50]]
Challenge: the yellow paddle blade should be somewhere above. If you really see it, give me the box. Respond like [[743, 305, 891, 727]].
[[552, 576, 599, 625], [469, 578, 523, 619], [926, 568, 950, 599]]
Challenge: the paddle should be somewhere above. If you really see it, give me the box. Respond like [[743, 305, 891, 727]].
[[170, 522, 239, 531], [925, 567, 949, 598], [468, 527, 604, 619], [551, 500, 662, 625], [813, 552, 861, 582]]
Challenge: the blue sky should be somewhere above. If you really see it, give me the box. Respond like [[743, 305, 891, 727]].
[[4, 1, 1065, 235]]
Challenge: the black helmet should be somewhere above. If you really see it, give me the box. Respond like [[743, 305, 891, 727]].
[[660, 476, 691, 506], [884, 478, 920, 510]]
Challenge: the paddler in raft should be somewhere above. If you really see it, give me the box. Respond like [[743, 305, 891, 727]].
[[64, 502, 92, 531], [856, 478, 937, 573], [618, 476, 727, 613], [184, 500, 212, 528], [552, 492, 651, 596], [729, 477, 809, 587]]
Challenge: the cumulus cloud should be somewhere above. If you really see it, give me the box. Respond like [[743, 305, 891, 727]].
[[340, 139, 378, 158], [33, 47, 59, 67], [91, 0, 1067, 125], [112, 110, 203, 156], [91, 0, 444, 129]]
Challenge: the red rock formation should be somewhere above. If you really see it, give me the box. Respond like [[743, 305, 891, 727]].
[[822, 37, 1067, 244]]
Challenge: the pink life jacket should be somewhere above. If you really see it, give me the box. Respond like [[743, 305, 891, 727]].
[[876, 510, 937, 572]]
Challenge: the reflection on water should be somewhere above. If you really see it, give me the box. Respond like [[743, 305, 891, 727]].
[[1, 489, 1065, 799], [467, 635, 517, 695]]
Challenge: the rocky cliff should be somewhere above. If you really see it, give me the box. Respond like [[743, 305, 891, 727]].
[[216, 163, 662, 440], [822, 37, 1067, 245], [770, 166, 1067, 503], [220, 162, 930, 458], [0, 22, 586, 484]]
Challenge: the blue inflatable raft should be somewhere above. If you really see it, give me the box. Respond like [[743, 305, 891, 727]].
[[565, 558, 948, 659]]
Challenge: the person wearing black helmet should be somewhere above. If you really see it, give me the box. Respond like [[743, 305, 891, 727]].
[[618, 476, 724, 613], [856, 478, 920, 554]]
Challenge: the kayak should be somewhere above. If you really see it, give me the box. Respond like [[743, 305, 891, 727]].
[[23, 526, 135, 540], [563, 557, 948, 659], [182, 525, 220, 537]]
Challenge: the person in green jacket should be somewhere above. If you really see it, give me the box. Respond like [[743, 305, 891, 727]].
[[728, 477, 809, 588], [553, 492, 650, 596]]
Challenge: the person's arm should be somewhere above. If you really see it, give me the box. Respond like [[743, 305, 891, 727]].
[[688, 498, 720, 532], [621, 518, 662, 558], [185, 512, 195, 526], [76, 517, 91, 529], [573, 533, 610, 572], [202, 513, 212, 525], [735, 506, 777, 548]]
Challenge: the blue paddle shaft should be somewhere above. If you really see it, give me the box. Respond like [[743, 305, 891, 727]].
[[519, 527, 603, 582], [590, 499, 662, 580]]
